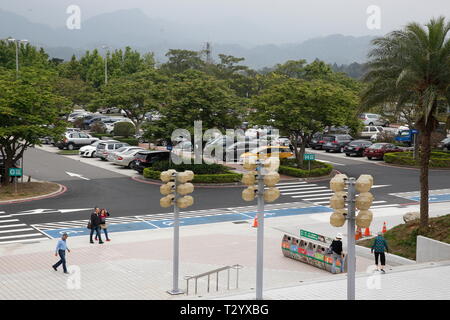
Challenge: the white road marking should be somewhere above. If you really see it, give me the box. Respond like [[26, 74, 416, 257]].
[[0, 233, 45, 240], [275, 182, 308, 186], [0, 228, 34, 234], [278, 186, 326, 191], [371, 185, 391, 189], [65, 171, 90, 180], [284, 189, 334, 195], [276, 184, 317, 189], [314, 159, 346, 166], [0, 219, 20, 223], [0, 237, 49, 245], [292, 193, 334, 198], [0, 224, 27, 229], [303, 196, 331, 201]]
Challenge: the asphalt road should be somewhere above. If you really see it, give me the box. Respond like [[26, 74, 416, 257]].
[[1, 146, 449, 228]]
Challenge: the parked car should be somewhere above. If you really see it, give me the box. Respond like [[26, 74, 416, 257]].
[[68, 111, 89, 122], [131, 151, 171, 174], [112, 148, 145, 168], [95, 141, 130, 161], [55, 132, 99, 150], [240, 145, 295, 162], [360, 126, 384, 138], [359, 113, 389, 126], [102, 118, 134, 134], [106, 146, 143, 162], [437, 137, 450, 151], [344, 140, 373, 157], [309, 133, 329, 150], [322, 134, 354, 153], [363, 143, 403, 160], [82, 114, 103, 129], [223, 140, 261, 162], [79, 140, 118, 158]]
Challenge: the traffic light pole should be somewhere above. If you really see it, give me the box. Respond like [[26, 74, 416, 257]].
[[346, 177, 356, 300], [256, 162, 265, 300], [168, 172, 183, 295]]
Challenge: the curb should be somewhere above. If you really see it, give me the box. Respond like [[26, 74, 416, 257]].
[[131, 176, 244, 188], [0, 183, 68, 205], [375, 161, 450, 171]]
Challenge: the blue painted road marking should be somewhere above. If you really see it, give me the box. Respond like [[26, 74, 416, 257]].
[[41, 206, 333, 238], [407, 194, 450, 203]]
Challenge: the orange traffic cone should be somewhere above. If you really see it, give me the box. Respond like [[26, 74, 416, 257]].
[[252, 216, 258, 228], [382, 222, 387, 234], [364, 227, 371, 237], [355, 227, 362, 240]]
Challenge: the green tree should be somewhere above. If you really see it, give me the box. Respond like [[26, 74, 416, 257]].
[[160, 49, 205, 74], [99, 70, 168, 134], [0, 67, 69, 186], [362, 17, 450, 230], [252, 79, 360, 167]]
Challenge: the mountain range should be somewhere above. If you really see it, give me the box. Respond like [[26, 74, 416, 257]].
[[0, 8, 376, 69]]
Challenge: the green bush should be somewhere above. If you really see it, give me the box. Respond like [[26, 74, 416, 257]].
[[113, 122, 135, 138], [115, 137, 139, 146], [279, 161, 333, 178], [143, 168, 242, 183], [91, 133, 114, 139], [384, 152, 450, 168], [150, 160, 229, 174]]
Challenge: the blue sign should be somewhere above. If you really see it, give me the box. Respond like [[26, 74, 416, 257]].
[[411, 129, 419, 134]]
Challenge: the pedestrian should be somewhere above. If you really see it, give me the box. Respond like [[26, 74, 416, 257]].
[[371, 232, 389, 273], [52, 233, 70, 274], [96, 208, 111, 242], [89, 207, 103, 244], [329, 233, 344, 274]]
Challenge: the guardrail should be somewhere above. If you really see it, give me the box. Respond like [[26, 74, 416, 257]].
[[184, 264, 243, 295]]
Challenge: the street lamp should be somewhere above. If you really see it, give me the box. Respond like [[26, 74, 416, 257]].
[[6, 38, 28, 79], [329, 173, 374, 300], [241, 156, 280, 300], [101, 45, 110, 85], [160, 169, 195, 295]]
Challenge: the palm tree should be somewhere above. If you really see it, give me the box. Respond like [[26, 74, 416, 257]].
[[362, 17, 450, 231]]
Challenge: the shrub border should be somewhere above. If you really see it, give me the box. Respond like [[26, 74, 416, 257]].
[[384, 152, 450, 168], [278, 162, 333, 178], [143, 168, 243, 184]]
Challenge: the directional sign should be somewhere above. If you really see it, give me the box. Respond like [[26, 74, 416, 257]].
[[411, 129, 419, 134], [9, 168, 22, 177], [304, 154, 315, 161]]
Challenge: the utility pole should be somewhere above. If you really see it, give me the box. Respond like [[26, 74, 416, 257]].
[[6, 38, 28, 79], [205, 42, 212, 64], [102, 45, 109, 85]]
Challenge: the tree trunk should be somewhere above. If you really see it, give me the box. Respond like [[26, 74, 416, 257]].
[[1, 158, 13, 187], [419, 127, 431, 231]]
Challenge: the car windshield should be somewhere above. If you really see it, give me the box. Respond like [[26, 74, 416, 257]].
[[115, 147, 128, 153], [124, 149, 142, 155], [323, 136, 335, 141], [370, 143, 385, 149]]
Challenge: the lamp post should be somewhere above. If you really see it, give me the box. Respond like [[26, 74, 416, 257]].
[[101, 45, 110, 85], [6, 38, 28, 79], [241, 156, 280, 300], [329, 174, 374, 300], [160, 169, 195, 295]]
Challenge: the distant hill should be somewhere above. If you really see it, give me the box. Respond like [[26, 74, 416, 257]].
[[0, 8, 375, 69]]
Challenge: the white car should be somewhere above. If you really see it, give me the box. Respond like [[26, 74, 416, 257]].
[[112, 148, 145, 168], [360, 126, 384, 138], [107, 146, 143, 162], [79, 140, 118, 158], [359, 113, 389, 126]]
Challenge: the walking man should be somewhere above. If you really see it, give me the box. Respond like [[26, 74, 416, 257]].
[[330, 233, 344, 274], [371, 232, 389, 273], [52, 233, 70, 274], [89, 208, 103, 244]]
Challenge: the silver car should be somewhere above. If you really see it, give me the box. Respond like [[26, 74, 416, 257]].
[[96, 142, 129, 161], [112, 148, 145, 168], [106, 146, 143, 162]]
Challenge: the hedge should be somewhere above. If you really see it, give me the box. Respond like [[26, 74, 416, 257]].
[[143, 168, 242, 183], [384, 152, 450, 168], [150, 160, 229, 174], [279, 161, 333, 178], [115, 137, 139, 146], [91, 133, 113, 139]]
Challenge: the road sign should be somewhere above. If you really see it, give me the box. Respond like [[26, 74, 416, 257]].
[[8, 168, 22, 177], [166, 145, 173, 151], [300, 229, 332, 243], [304, 154, 315, 161], [411, 129, 419, 134]]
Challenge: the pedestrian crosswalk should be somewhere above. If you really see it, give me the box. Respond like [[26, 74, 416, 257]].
[[0, 213, 49, 245], [276, 182, 393, 208]]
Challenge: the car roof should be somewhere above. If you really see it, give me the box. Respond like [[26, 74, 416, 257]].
[[136, 150, 169, 154]]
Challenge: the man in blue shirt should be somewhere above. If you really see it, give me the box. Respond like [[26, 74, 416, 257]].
[[52, 233, 70, 274]]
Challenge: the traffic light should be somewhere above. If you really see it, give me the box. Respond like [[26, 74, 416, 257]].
[[159, 170, 195, 209], [355, 175, 374, 228], [329, 174, 348, 227]]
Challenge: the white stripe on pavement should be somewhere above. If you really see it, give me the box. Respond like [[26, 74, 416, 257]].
[[0, 237, 49, 245], [303, 196, 331, 201], [284, 189, 334, 195], [279, 186, 327, 192], [275, 182, 308, 186], [0, 219, 20, 223], [0, 233, 46, 240], [292, 193, 334, 198], [0, 228, 34, 234], [0, 224, 27, 229], [276, 184, 317, 189]]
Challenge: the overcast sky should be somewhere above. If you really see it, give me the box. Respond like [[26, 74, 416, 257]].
[[1, 0, 449, 44]]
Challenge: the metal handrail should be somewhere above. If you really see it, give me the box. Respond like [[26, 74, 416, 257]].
[[184, 264, 243, 295]]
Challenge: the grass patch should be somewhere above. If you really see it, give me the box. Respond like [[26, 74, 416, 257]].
[[357, 214, 450, 260], [384, 151, 450, 168], [58, 150, 80, 155], [278, 159, 333, 178], [0, 182, 61, 201]]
